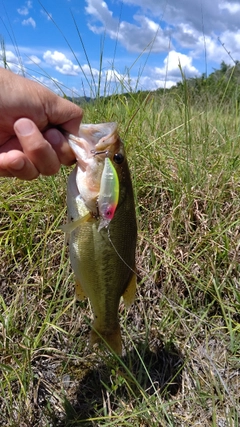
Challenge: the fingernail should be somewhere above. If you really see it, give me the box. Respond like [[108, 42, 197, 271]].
[[10, 157, 25, 170], [14, 118, 35, 136], [46, 129, 61, 145]]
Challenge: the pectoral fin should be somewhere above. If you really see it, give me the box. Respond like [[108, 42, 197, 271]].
[[75, 278, 86, 301], [122, 271, 136, 309], [60, 212, 91, 233]]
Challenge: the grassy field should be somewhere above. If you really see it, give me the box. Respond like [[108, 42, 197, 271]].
[[1, 80, 240, 426]]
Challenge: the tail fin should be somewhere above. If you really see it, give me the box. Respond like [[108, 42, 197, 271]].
[[90, 324, 122, 355]]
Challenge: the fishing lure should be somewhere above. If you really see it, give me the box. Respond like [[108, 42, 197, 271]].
[[60, 156, 119, 234], [98, 157, 119, 231]]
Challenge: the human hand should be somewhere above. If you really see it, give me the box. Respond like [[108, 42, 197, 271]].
[[0, 68, 83, 180]]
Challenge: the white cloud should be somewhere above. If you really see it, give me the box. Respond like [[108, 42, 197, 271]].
[[191, 31, 240, 66], [174, 23, 199, 49], [81, 64, 99, 77], [43, 50, 81, 75], [41, 9, 53, 21], [0, 50, 25, 73], [17, 6, 29, 15], [85, 0, 240, 61], [30, 75, 83, 98], [121, 0, 240, 33], [17, 1, 32, 15], [136, 75, 176, 91], [155, 51, 200, 80], [217, 30, 240, 63], [85, 0, 170, 53], [26, 55, 41, 65], [192, 35, 221, 62], [85, 0, 113, 23], [22, 17, 36, 28], [219, 1, 240, 14], [105, 69, 122, 83], [118, 16, 170, 52], [30, 75, 65, 95]]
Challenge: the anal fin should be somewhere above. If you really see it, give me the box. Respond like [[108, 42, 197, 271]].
[[122, 271, 136, 309], [75, 279, 86, 301]]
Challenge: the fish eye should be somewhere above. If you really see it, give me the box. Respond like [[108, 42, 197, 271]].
[[113, 153, 124, 164]]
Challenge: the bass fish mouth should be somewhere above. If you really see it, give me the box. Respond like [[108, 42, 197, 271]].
[[66, 122, 119, 170]]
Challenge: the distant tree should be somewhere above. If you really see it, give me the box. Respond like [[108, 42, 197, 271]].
[[219, 60, 230, 74]]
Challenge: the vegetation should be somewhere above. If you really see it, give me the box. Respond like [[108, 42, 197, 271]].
[[1, 57, 240, 426]]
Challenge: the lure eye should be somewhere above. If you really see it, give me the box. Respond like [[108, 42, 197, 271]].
[[113, 153, 124, 164], [105, 207, 114, 218]]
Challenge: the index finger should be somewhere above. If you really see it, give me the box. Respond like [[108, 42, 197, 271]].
[[43, 128, 76, 166], [44, 94, 83, 134]]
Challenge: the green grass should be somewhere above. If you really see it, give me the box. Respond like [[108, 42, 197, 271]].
[[1, 59, 240, 426]]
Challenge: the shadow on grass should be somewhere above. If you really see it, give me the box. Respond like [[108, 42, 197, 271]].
[[59, 340, 184, 426]]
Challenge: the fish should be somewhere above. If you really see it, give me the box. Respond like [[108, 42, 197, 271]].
[[62, 122, 137, 355]]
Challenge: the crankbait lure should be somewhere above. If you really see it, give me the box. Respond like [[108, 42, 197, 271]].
[[98, 157, 119, 231]]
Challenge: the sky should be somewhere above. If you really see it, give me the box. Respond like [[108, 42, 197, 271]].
[[1, 0, 240, 97]]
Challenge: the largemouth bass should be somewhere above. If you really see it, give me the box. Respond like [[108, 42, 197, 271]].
[[63, 122, 137, 355]]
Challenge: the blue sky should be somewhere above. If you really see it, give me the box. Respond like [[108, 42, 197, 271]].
[[1, 0, 240, 97]]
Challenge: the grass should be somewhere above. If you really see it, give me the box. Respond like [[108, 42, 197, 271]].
[[1, 52, 240, 427]]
